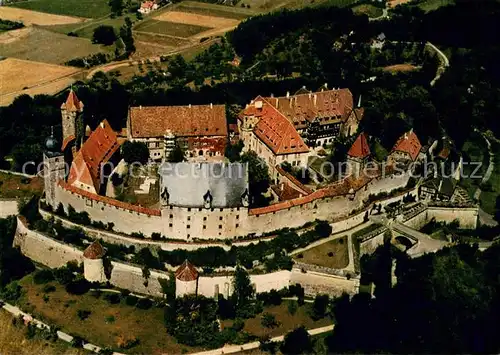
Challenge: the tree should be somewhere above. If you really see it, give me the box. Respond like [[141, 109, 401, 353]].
[[287, 300, 298, 315], [281, 326, 312, 354], [119, 17, 135, 55], [92, 25, 117, 45], [225, 140, 244, 162], [121, 140, 149, 164], [231, 266, 254, 316], [311, 294, 329, 320], [167, 144, 185, 163], [261, 312, 279, 328], [108, 0, 124, 16], [240, 151, 270, 207]]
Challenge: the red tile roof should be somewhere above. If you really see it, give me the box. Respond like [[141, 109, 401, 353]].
[[264, 88, 353, 129], [61, 135, 76, 152], [175, 260, 199, 281], [83, 241, 105, 259], [253, 100, 309, 155], [129, 104, 228, 139], [59, 181, 161, 216], [68, 120, 120, 191], [348, 133, 370, 159], [271, 183, 304, 201], [61, 89, 83, 112], [392, 130, 422, 161]]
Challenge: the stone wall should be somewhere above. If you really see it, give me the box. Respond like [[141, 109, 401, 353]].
[[360, 230, 386, 255], [0, 199, 18, 218], [427, 206, 478, 229], [14, 217, 84, 268], [108, 261, 169, 297], [290, 268, 359, 297]]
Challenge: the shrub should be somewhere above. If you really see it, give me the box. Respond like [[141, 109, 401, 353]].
[[77, 309, 91, 320], [92, 25, 117, 45], [261, 312, 279, 328], [105, 315, 115, 323], [71, 336, 84, 348], [90, 289, 102, 298], [65, 276, 91, 295], [125, 295, 138, 306], [33, 269, 54, 284], [232, 318, 245, 331], [1, 282, 22, 301], [104, 293, 121, 304], [151, 232, 161, 241], [53, 267, 74, 285], [288, 300, 298, 315], [311, 294, 329, 320], [136, 298, 153, 310]]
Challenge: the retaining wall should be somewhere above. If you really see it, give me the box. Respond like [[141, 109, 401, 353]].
[[0, 199, 18, 218]]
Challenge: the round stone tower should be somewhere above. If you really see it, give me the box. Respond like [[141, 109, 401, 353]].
[[83, 241, 107, 283], [175, 259, 199, 298], [43, 128, 65, 209]]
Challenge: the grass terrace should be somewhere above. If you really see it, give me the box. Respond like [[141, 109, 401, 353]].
[[352, 4, 384, 18], [417, 0, 455, 12], [0, 172, 43, 198], [15, 274, 198, 354], [294, 235, 349, 269], [221, 301, 332, 338], [459, 131, 489, 202], [9, 0, 111, 19]]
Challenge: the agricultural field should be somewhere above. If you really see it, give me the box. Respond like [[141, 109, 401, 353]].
[[43, 15, 129, 39], [0, 27, 106, 64], [383, 64, 420, 72], [294, 236, 349, 269], [174, 1, 256, 19], [16, 275, 201, 354], [8, 0, 111, 19], [417, 0, 455, 12], [0, 6, 84, 26], [0, 58, 81, 106], [135, 19, 211, 38]]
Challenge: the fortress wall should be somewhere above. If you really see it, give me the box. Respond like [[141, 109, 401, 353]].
[[56, 185, 162, 237], [360, 232, 386, 255], [14, 217, 84, 268], [109, 261, 169, 297], [0, 199, 18, 218], [290, 268, 359, 297], [403, 209, 429, 230], [427, 206, 479, 229]]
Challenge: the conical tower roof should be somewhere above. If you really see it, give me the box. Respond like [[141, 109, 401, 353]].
[[62, 89, 83, 112], [83, 241, 105, 259], [348, 133, 370, 159], [175, 259, 199, 281]]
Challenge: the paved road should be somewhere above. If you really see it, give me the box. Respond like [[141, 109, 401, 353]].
[[189, 325, 334, 355], [428, 42, 450, 86]]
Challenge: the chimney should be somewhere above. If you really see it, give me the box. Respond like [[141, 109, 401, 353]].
[[314, 94, 317, 107], [357, 94, 362, 108], [189, 104, 192, 108], [404, 132, 408, 140], [100, 121, 104, 128], [325, 83, 328, 89], [276, 98, 279, 109], [210, 103, 213, 109], [270, 93, 274, 97], [280, 183, 284, 191], [140, 105, 142, 110], [286, 91, 290, 98]]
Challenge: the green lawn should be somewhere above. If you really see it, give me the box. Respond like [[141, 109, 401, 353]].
[[175, 1, 255, 19], [460, 131, 488, 199], [352, 4, 384, 18], [135, 19, 210, 38], [417, 0, 455, 12], [294, 236, 349, 269], [16, 275, 199, 354], [0, 172, 42, 198], [221, 301, 332, 338]]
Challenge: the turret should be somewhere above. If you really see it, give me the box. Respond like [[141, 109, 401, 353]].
[[43, 128, 65, 209], [60, 88, 84, 152], [83, 241, 107, 283], [175, 259, 198, 298]]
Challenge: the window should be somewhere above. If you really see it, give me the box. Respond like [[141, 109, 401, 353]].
[[219, 216, 223, 221], [203, 225, 206, 229], [236, 215, 239, 220], [188, 208, 191, 212], [187, 225, 190, 229], [187, 216, 191, 221], [220, 208, 223, 212], [219, 225, 222, 229], [199, 208, 202, 212], [203, 216, 207, 221], [169, 214, 173, 218], [169, 223, 173, 228], [236, 223, 239, 228]]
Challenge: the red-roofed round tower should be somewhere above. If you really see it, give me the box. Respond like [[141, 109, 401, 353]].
[[347, 133, 371, 178], [175, 259, 199, 297]]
